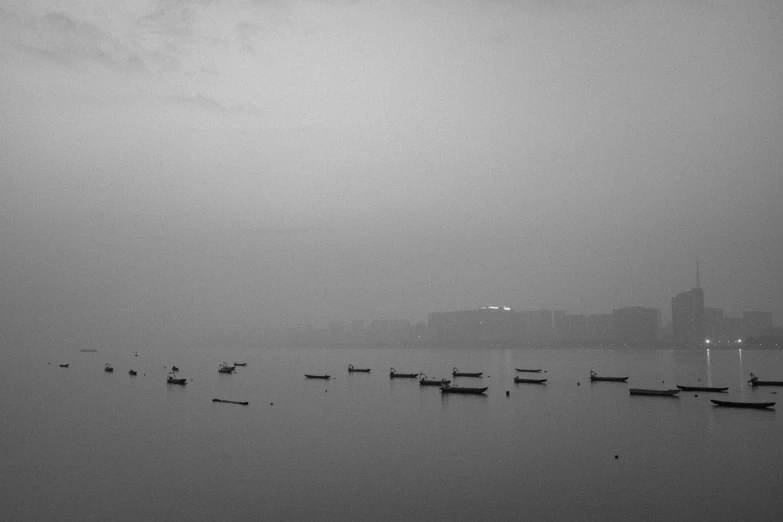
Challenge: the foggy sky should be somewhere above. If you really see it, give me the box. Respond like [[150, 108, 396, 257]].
[[1, 1, 782, 348]]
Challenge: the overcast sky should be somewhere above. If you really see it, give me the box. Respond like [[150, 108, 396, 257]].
[[1, 0, 782, 347]]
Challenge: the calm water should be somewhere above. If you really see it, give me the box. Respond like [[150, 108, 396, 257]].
[[2, 344, 782, 521]]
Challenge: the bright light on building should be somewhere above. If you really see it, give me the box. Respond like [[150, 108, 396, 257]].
[[705, 339, 711, 344]]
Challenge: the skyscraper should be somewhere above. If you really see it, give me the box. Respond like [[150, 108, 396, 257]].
[[671, 260, 705, 344]]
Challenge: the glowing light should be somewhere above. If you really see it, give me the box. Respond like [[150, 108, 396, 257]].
[[737, 339, 742, 343], [705, 339, 711, 344]]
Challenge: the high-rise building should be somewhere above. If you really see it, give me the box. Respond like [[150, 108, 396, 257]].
[[612, 306, 660, 342], [672, 261, 705, 343], [743, 311, 773, 338]]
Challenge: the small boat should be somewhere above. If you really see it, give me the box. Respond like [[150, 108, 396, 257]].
[[452, 367, 483, 378], [348, 364, 371, 373], [516, 368, 542, 373], [213, 398, 249, 405], [171, 366, 180, 372], [676, 385, 728, 393], [514, 377, 547, 384], [419, 374, 450, 386], [59, 364, 69, 368], [167, 372, 187, 385], [390, 367, 419, 378], [711, 399, 775, 409], [630, 388, 679, 396], [134, 352, 138, 357], [440, 384, 488, 395], [129, 370, 137, 376], [589, 370, 627, 382], [748, 373, 783, 387], [233, 362, 247, 367], [80, 349, 97, 353], [218, 363, 236, 374], [305, 374, 331, 380], [104, 364, 114, 373]]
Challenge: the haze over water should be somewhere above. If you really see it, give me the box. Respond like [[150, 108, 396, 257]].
[[3, 344, 782, 521]]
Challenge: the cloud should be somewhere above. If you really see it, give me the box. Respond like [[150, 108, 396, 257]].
[[1, 9, 148, 72]]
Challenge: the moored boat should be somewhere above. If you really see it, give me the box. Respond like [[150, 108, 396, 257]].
[[452, 367, 483, 378], [390, 367, 419, 378], [218, 363, 236, 374], [748, 373, 783, 387], [104, 364, 114, 373], [590, 370, 627, 382], [129, 369, 137, 376], [630, 388, 679, 396], [171, 366, 180, 372], [167, 372, 187, 385], [514, 377, 547, 384], [419, 374, 450, 386], [711, 399, 775, 409], [305, 374, 330, 380], [59, 364, 69, 368], [233, 362, 247, 367], [515, 368, 542, 373], [213, 398, 249, 405], [676, 385, 728, 392], [440, 384, 488, 395], [348, 364, 371, 373]]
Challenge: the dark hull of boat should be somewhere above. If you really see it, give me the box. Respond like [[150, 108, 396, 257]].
[[167, 379, 187, 385], [213, 398, 249, 405], [218, 369, 235, 374], [515, 369, 542, 373], [59, 364, 69, 368], [104, 368, 114, 373], [129, 371, 137, 376], [348, 368, 371, 373], [630, 389, 679, 396], [590, 376, 628, 382], [750, 381, 783, 387], [440, 386, 488, 395], [233, 363, 247, 366], [390, 373, 419, 378], [452, 372, 483, 378], [420, 379, 451, 386], [676, 385, 728, 392], [514, 378, 546, 384], [305, 374, 330, 380], [711, 399, 775, 409]]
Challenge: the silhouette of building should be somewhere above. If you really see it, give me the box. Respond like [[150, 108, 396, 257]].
[[428, 306, 522, 345], [553, 310, 567, 340], [520, 310, 554, 341], [612, 306, 660, 342], [672, 261, 705, 343], [703, 307, 724, 340], [743, 311, 773, 338], [564, 314, 587, 340], [587, 313, 614, 340]]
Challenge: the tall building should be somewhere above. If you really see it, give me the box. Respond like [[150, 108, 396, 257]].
[[672, 261, 705, 343], [587, 314, 614, 340], [428, 306, 522, 345], [743, 311, 773, 338], [612, 306, 660, 342]]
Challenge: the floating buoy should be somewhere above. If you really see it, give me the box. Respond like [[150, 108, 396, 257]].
[[615, 455, 619, 459], [577, 382, 580, 386], [695, 394, 699, 398], [506, 391, 510, 396], [270, 402, 274, 405]]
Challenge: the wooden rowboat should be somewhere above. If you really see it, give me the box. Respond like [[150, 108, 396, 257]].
[[305, 374, 330, 380], [711, 399, 775, 409], [440, 385, 488, 395], [213, 398, 249, 405], [676, 385, 728, 392], [104, 364, 114, 373], [630, 388, 679, 396], [590, 370, 627, 382], [233, 362, 247, 367], [452, 367, 483, 378], [748, 373, 783, 387], [515, 368, 542, 373], [348, 364, 371, 373], [419, 374, 450, 386], [59, 364, 69, 368], [514, 377, 547, 384], [129, 370, 137, 376], [390, 367, 419, 378]]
